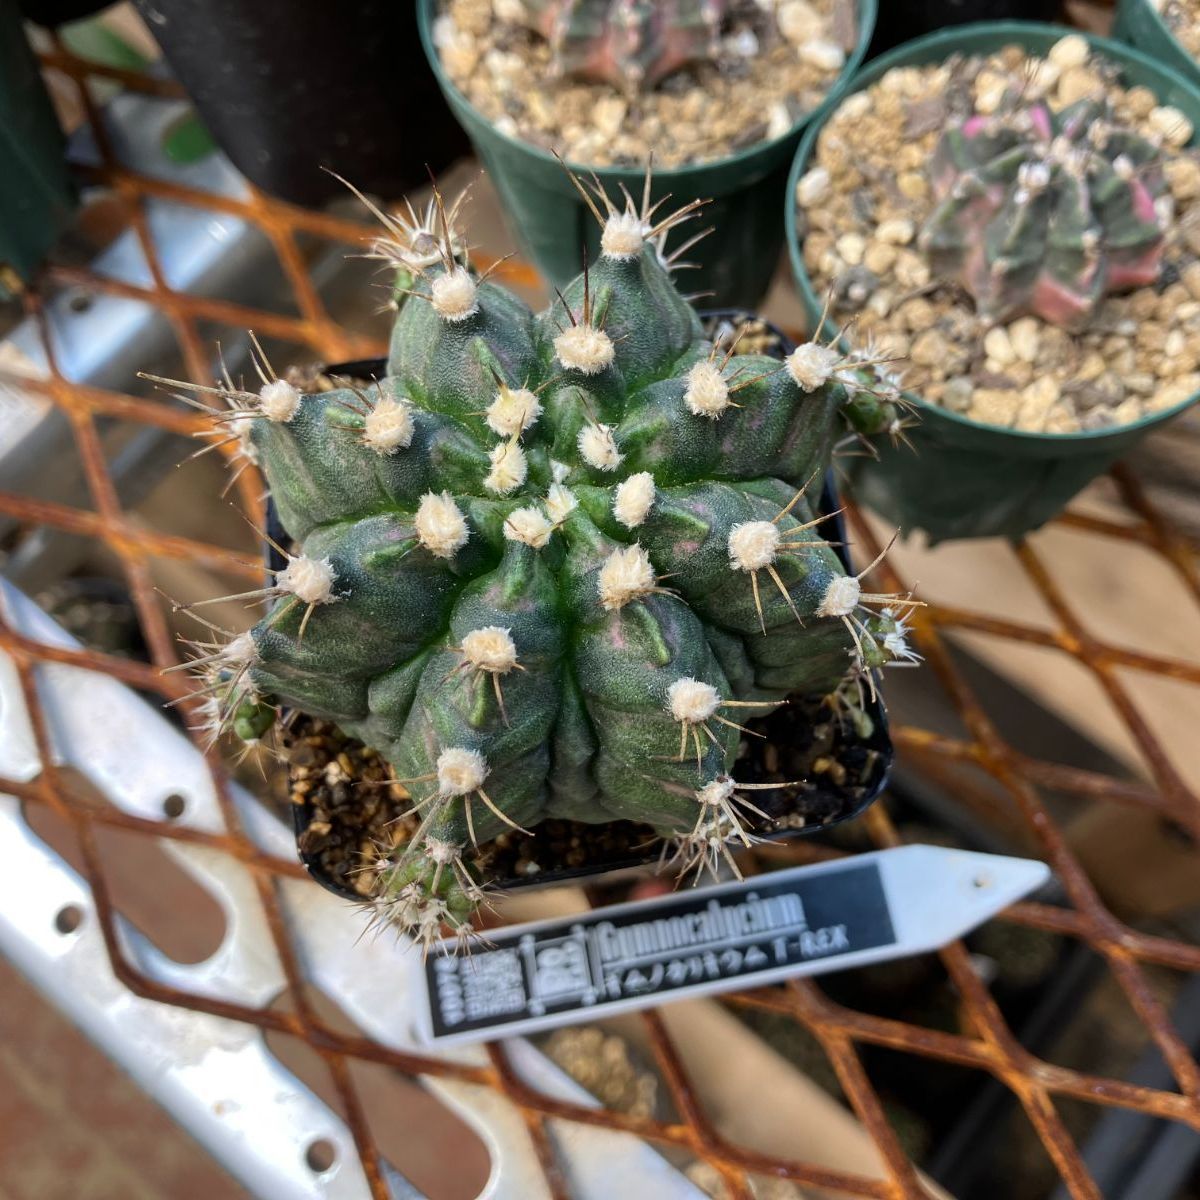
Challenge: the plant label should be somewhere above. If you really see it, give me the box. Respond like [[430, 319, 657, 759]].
[[417, 845, 1050, 1045]]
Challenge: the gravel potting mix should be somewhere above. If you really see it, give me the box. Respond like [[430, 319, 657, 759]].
[[433, 0, 859, 167], [1153, 0, 1200, 57]]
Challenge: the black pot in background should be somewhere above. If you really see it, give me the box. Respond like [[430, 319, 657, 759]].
[[18, 0, 110, 25], [868, 0, 1064, 56], [131, 0, 470, 206]]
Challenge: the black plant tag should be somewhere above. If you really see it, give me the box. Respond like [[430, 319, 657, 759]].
[[417, 846, 1049, 1046]]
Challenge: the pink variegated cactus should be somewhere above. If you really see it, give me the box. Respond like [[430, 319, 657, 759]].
[[920, 94, 1167, 330], [516, 0, 726, 91]]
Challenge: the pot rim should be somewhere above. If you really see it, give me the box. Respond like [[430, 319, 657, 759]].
[[416, 0, 877, 184], [1120, 0, 1190, 58], [784, 19, 1200, 446]]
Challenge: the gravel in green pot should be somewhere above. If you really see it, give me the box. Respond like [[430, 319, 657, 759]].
[[420, 0, 875, 311], [1114, 0, 1200, 88], [786, 22, 1200, 542]]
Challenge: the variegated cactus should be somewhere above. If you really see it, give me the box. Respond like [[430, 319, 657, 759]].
[[513, 0, 727, 91], [165, 175, 918, 949], [920, 93, 1167, 330]]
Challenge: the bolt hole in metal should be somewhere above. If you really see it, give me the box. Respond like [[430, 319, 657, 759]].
[[66, 290, 94, 314], [161, 792, 187, 819], [54, 904, 84, 934], [304, 1138, 337, 1174]]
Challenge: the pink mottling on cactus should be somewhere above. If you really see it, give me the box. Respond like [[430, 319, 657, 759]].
[[1108, 243, 1164, 290], [960, 243, 993, 299], [1031, 273, 1093, 328], [1129, 177, 1159, 225], [536, 0, 727, 91], [1029, 104, 1053, 141]]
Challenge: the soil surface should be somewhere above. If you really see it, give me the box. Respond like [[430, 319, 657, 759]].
[[795, 36, 1200, 433], [434, 0, 857, 167], [288, 689, 890, 900]]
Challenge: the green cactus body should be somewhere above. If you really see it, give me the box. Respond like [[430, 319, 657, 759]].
[[920, 95, 1167, 330], [518, 0, 726, 91], [177, 186, 914, 944]]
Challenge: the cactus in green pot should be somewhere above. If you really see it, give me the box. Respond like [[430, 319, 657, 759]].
[[919, 92, 1168, 330], [163, 174, 917, 949]]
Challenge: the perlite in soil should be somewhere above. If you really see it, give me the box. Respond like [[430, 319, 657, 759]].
[[156, 173, 919, 949]]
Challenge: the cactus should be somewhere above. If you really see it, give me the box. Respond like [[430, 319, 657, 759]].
[[919, 94, 1167, 330], [162, 174, 917, 950], [511, 0, 727, 91]]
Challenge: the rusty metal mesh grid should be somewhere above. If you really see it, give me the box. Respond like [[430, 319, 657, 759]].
[[2, 38, 1199, 1200]]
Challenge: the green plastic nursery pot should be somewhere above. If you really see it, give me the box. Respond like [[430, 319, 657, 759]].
[[786, 22, 1200, 543], [0, 0, 75, 297], [1114, 0, 1199, 87], [419, 0, 876, 311]]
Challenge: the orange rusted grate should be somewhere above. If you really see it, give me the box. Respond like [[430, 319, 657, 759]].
[[2, 33, 1199, 1200]]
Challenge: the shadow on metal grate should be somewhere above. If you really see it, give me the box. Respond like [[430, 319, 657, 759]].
[[0, 32, 1198, 1200]]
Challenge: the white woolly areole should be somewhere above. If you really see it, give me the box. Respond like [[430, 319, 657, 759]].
[[685, 361, 731, 418], [668, 677, 721, 724], [545, 482, 578, 524], [817, 574, 861, 617], [223, 630, 259, 667], [601, 211, 645, 259], [436, 747, 488, 796], [786, 342, 841, 392], [461, 626, 518, 673], [276, 554, 338, 604], [550, 459, 570, 483], [430, 268, 479, 322], [484, 440, 528, 494], [414, 491, 469, 558], [486, 386, 542, 438], [697, 776, 737, 806], [598, 544, 656, 610], [883, 622, 914, 659], [728, 521, 781, 571], [578, 423, 623, 471], [504, 506, 554, 548], [258, 378, 301, 422], [363, 395, 414, 454], [424, 837, 464, 865], [613, 471, 656, 528], [555, 324, 615, 374]]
